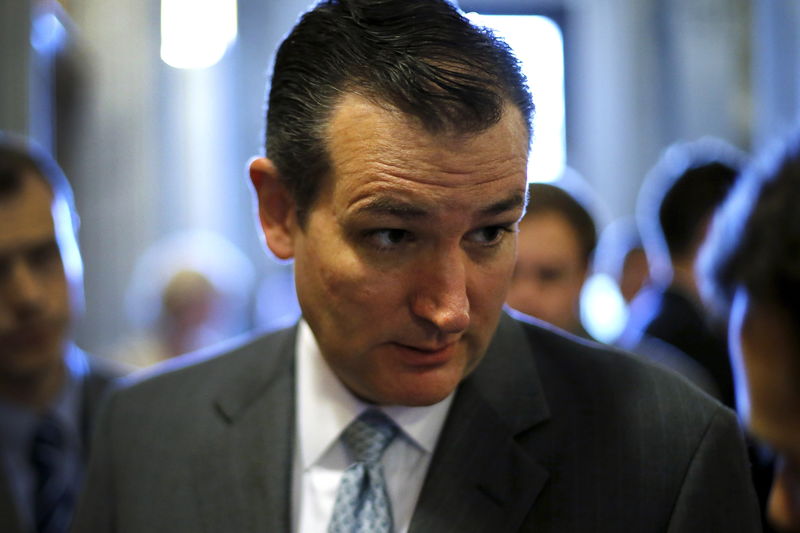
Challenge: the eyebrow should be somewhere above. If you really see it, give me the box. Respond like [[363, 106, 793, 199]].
[[480, 192, 526, 217], [353, 197, 428, 218], [0, 235, 58, 255], [352, 191, 527, 219]]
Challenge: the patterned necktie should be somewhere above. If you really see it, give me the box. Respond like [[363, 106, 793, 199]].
[[30, 415, 75, 533], [328, 409, 399, 533]]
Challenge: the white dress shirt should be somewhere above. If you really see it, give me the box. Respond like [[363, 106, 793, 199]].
[[0, 345, 86, 532], [293, 321, 454, 533]]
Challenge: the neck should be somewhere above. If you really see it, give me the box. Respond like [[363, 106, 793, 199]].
[[0, 361, 66, 412], [670, 258, 699, 302]]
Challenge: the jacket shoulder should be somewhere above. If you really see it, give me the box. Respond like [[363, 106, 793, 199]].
[[109, 326, 296, 414], [516, 317, 724, 424], [509, 319, 758, 531]]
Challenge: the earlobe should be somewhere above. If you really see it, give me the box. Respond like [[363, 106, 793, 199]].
[[249, 157, 297, 260]]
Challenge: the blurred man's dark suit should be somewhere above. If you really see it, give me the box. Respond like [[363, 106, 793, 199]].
[[0, 348, 121, 533], [621, 284, 778, 532], [620, 284, 735, 408], [72, 313, 761, 532]]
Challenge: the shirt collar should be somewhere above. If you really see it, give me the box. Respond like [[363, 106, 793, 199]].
[[0, 344, 84, 448], [296, 320, 453, 470]]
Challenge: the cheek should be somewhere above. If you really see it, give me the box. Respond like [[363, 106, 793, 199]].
[[471, 254, 517, 323], [53, 274, 71, 309], [43, 268, 72, 322], [567, 279, 585, 308], [303, 242, 396, 319], [486, 250, 516, 289], [740, 343, 798, 424], [768, 460, 800, 530]]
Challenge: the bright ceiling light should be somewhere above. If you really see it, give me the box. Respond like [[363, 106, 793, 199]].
[[161, 0, 238, 69], [466, 13, 566, 183]]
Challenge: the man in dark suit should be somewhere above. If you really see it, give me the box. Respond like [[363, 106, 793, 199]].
[[618, 138, 747, 408], [73, 1, 761, 531], [0, 134, 124, 533]]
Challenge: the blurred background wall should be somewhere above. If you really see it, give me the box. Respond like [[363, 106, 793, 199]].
[[2, 0, 799, 357]]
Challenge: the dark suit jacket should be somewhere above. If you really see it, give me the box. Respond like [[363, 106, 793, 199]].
[[0, 348, 124, 533], [71, 313, 761, 532], [620, 284, 735, 408]]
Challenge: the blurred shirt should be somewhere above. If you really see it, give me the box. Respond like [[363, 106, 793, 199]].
[[0, 345, 85, 532]]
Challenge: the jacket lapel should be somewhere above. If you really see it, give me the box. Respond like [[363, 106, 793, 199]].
[[192, 327, 297, 533], [77, 348, 117, 457], [410, 313, 551, 533]]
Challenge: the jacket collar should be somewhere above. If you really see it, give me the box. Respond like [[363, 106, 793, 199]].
[[409, 312, 552, 532], [202, 314, 552, 533], [198, 327, 298, 533]]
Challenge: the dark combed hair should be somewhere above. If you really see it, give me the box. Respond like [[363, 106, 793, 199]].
[[0, 133, 74, 204], [524, 182, 597, 264], [0, 143, 38, 199], [698, 131, 800, 325], [637, 138, 747, 271], [265, 0, 533, 223], [659, 163, 739, 258]]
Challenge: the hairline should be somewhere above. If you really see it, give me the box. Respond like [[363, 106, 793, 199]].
[[292, 90, 530, 226]]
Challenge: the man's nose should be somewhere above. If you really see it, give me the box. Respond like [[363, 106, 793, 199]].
[[410, 248, 470, 334], [4, 260, 45, 315], [768, 459, 800, 532]]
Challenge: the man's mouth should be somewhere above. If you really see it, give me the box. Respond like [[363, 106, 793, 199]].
[[391, 341, 459, 367], [0, 323, 57, 349]]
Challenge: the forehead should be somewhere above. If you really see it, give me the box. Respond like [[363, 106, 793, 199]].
[[0, 172, 56, 252], [522, 210, 579, 238], [320, 93, 529, 207], [519, 210, 583, 252]]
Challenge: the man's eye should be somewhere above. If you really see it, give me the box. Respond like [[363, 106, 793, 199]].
[[29, 243, 61, 269], [367, 229, 411, 250], [467, 226, 512, 245]]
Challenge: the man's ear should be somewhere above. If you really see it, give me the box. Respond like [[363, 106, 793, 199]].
[[249, 157, 297, 260]]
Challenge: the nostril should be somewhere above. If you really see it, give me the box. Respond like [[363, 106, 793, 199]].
[[410, 252, 471, 332], [412, 296, 470, 334]]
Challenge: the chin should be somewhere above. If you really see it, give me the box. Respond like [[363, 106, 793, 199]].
[[379, 375, 462, 407]]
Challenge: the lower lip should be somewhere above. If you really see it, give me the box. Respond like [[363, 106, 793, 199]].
[[2, 327, 56, 349], [391, 342, 457, 368]]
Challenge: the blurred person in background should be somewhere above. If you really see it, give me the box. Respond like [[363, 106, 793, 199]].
[[592, 216, 649, 307], [594, 215, 720, 396], [618, 137, 747, 408], [253, 264, 302, 334], [0, 133, 125, 533], [112, 231, 255, 367], [698, 131, 800, 532], [506, 181, 597, 338]]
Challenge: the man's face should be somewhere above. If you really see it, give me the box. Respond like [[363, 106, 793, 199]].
[[0, 173, 71, 386], [730, 289, 800, 531], [259, 94, 528, 406], [506, 211, 587, 334]]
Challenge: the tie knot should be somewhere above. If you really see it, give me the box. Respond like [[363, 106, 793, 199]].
[[341, 409, 398, 465], [31, 415, 65, 455]]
